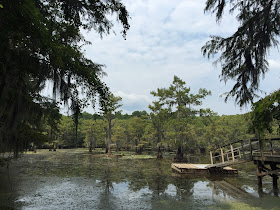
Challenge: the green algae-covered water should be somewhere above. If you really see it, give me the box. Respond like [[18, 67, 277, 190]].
[[0, 149, 279, 209]]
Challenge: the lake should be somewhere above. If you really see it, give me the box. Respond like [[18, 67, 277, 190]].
[[0, 149, 279, 209]]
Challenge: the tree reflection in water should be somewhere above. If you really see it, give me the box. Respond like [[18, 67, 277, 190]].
[[1, 150, 279, 209], [101, 166, 114, 193], [98, 166, 116, 210]]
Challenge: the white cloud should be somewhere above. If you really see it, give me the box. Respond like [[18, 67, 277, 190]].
[[268, 59, 280, 70], [114, 91, 152, 113], [80, 0, 279, 115]]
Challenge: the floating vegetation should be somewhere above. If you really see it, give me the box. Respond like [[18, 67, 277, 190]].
[[1, 149, 279, 210], [121, 155, 155, 159]]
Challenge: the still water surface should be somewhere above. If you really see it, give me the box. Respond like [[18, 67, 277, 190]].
[[0, 149, 280, 209]]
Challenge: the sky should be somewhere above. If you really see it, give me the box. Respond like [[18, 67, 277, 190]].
[[80, 0, 280, 116]]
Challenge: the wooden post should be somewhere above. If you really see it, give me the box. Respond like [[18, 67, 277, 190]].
[[273, 175, 278, 189], [230, 144, 235, 162], [212, 183, 215, 201], [250, 139, 253, 160], [257, 161, 263, 188], [210, 151, 213, 165], [238, 149, 241, 158], [241, 140, 245, 158], [271, 164, 278, 189], [258, 185, 264, 198], [220, 148, 224, 163], [270, 140, 273, 155], [259, 138, 264, 162]]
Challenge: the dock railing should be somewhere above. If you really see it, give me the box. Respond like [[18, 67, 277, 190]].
[[208, 138, 280, 189], [250, 138, 280, 157], [209, 138, 280, 166], [209, 139, 257, 165]]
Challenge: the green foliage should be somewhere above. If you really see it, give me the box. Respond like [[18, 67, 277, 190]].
[[150, 75, 212, 153], [115, 112, 131, 119], [80, 112, 103, 120], [251, 90, 280, 135], [100, 93, 122, 153], [81, 119, 106, 149], [202, 114, 254, 149], [132, 110, 148, 118], [202, 0, 280, 106], [47, 111, 255, 155], [100, 94, 123, 121], [128, 116, 148, 152], [0, 0, 130, 155], [149, 101, 170, 145], [57, 116, 76, 148], [112, 119, 127, 150]]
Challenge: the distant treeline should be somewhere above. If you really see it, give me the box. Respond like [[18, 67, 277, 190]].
[[81, 111, 149, 120], [40, 111, 279, 155]]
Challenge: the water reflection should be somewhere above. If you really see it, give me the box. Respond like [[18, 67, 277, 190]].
[[0, 149, 280, 209]]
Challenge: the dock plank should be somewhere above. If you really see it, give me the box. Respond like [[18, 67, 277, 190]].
[[205, 159, 250, 169], [172, 163, 237, 174]]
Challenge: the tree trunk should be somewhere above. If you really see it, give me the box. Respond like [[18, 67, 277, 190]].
[[157, 146, 163, 159], [156, 128, 163, 158], [173, 146, 186, 162], [135, 139, 138, 154], [89, 141, 92, 152], [107, 119, 112, 155]]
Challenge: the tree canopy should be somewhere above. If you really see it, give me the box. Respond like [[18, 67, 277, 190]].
[[0, 0, 129, 156], [202, 0, 280, 107], [251, 90, 280, 136], [150, 76, 212, 160], [100, 93, 122, 154]]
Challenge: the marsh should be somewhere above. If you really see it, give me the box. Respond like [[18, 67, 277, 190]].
[[0, 149, 279, 209]]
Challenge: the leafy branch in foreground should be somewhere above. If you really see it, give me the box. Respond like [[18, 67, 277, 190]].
[[251, 90, 280, 136], [202, 0, 279, 106], [0, 0, 130, 156]]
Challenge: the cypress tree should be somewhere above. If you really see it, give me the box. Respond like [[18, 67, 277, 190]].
[[0, 0, 130, 156]]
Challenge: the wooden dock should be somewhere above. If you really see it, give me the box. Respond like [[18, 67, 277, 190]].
[[172, 163, 237, 175], [172, 138, 280, 190], [207, 138, 280, 189]]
